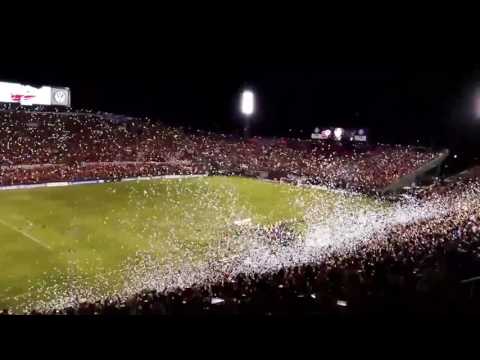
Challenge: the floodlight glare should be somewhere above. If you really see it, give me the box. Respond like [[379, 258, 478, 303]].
[[475, 91, 480, 119], [241, 90, 255, 116], [334, 127, 343, 139]]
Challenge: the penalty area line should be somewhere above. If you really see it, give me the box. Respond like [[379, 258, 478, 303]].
[[0, 218, 52, 251]]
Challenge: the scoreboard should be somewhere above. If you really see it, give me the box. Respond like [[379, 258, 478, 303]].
[[0, 81, 71, 107], [311, 127, 368, 143]]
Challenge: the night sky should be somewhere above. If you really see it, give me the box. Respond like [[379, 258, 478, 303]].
[[1, 57, 479, 152]]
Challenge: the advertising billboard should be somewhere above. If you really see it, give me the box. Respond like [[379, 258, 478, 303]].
[[0, 81, 70, 107]]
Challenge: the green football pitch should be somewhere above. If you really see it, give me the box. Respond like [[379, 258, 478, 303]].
[[0, 176, 382, 312]]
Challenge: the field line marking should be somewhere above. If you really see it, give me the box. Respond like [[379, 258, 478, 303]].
[[0, 218, 52, 251]]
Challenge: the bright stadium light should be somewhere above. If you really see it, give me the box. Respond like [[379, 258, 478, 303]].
[[334, 127, 343, 140], [241, 89, 255, 116], [240, 89, 255, 138], [475, 89, 480, 119]]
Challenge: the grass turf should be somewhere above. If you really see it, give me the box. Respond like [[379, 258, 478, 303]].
[[0, 176, 381, 311]]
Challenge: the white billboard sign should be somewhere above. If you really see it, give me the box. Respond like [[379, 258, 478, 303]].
[[0, 81, 70, 106]]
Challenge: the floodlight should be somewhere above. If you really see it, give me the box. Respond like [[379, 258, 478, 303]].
[[334, 127, 343, 140], [240, 90, 255, 116], [475, 89, 480, 118]]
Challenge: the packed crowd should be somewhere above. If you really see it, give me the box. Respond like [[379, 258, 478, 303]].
[[7, 178, 478, 316], [1, 108, 477, 316], [0, 109, 438, 193]]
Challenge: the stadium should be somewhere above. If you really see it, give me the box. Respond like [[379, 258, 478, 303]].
[[0, 75, 479, 317]]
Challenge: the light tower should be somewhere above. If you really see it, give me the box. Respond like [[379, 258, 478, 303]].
[[240, 89, 255, 138]]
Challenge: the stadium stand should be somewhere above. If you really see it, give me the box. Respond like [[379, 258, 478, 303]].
[[0, 109, 440, 194], [1, 108, 479, 316]]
